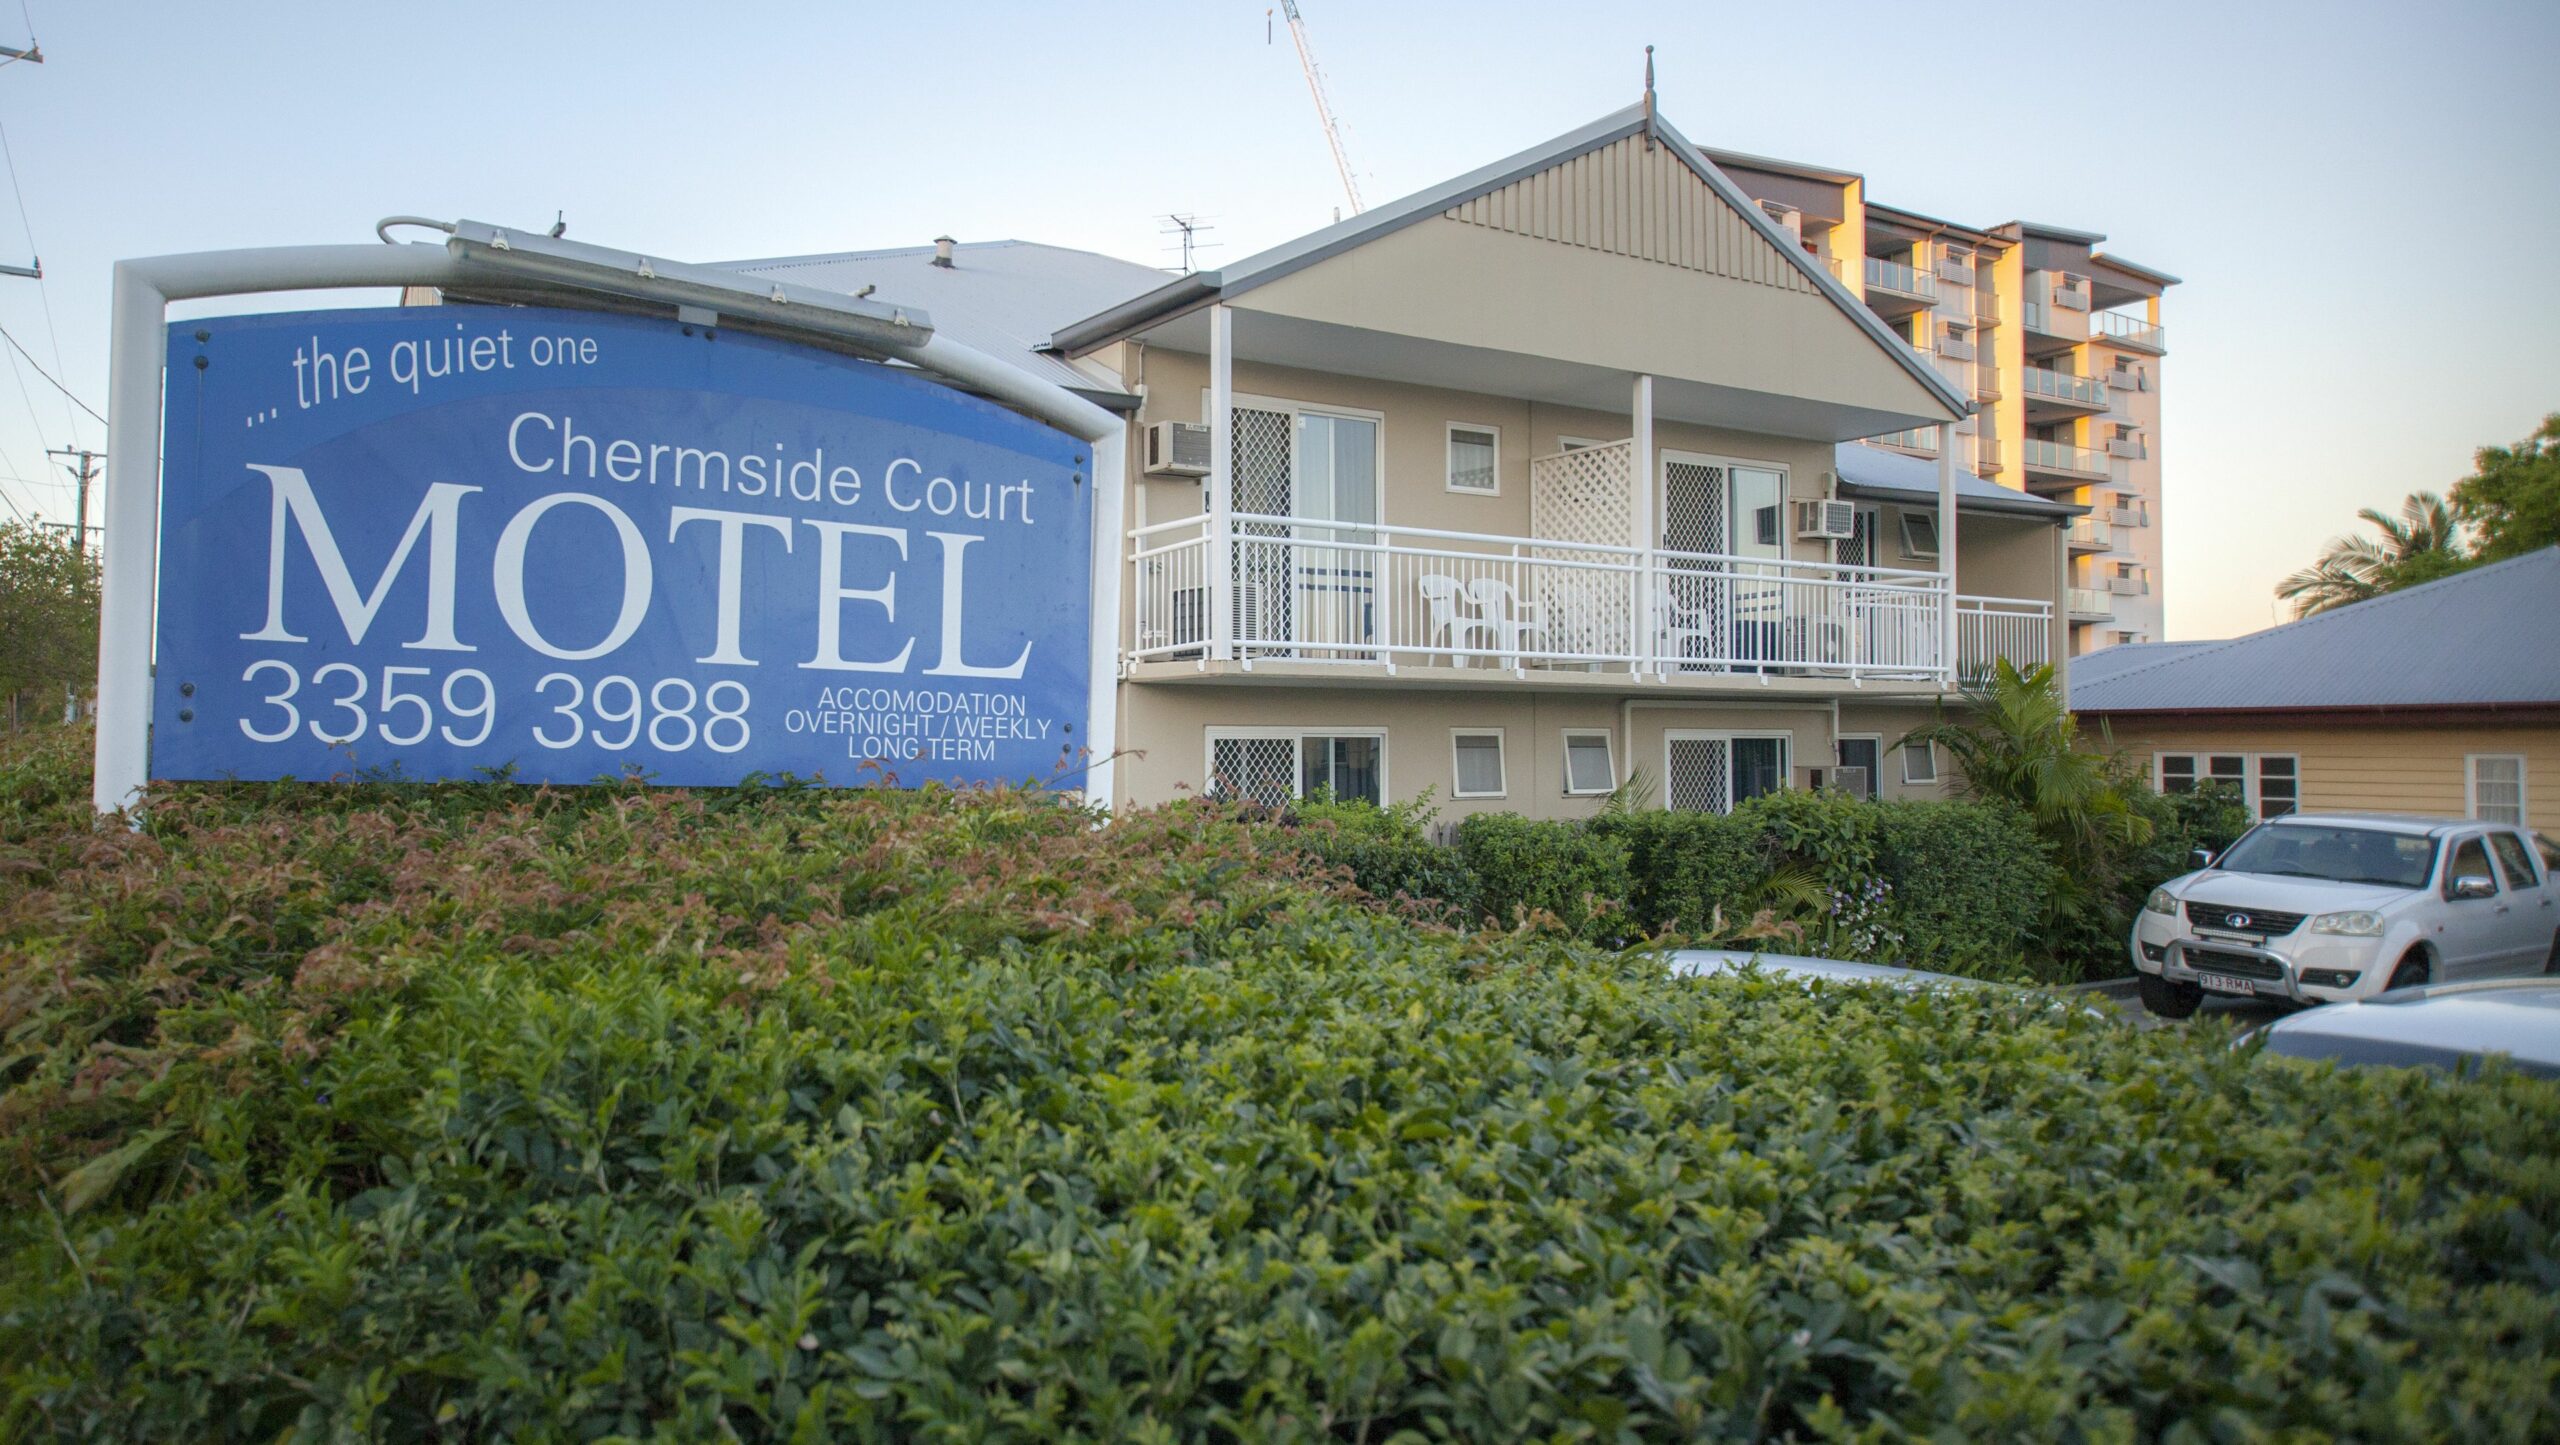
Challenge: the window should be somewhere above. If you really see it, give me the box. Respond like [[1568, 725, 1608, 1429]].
[[1208, 730, 1384, 807], [2489, 832, 2541, 890], [1665, 732, 1789, 814], [2445, 837, 2498, 898], [2468, 754, 2526, 825], [1556, 436, 1606, 453], [1451, 730, 1506, 799], [2160, 753, 2300, 820], [1898, 511, 1940, 560], [1901, 738, 1939, 786], [1836, 736, 1882, 801], [1563, 731, 1616, 796], [1446, 424, 1499, 495]]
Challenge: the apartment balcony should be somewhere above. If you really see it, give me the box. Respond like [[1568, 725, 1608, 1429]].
[[1866, 425, 1940, 458], [2067, 517, 2113, 552], [2109, 503, 2149, 528], [2020, 366, 2110, 416], [1937, 335, 1978, 364], [2021, 438, 2115, 486], [1862, 256, 1937, 313], [1973, 290, 2000, 326], [1975, 436, 2003, 476], [1958, 596, 2054, 684], [1936, 252, 1977, 288], [1128, 510, 2050, 688], [2066, 587, 2114, 622], [2094, 310, 2167, 354], [1973, 369, 2002, 403], [2108, 574, 2151, 597], [2107, 435, 2150, 461]]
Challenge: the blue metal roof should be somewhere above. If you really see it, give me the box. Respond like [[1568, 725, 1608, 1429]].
[[1830, 442, 2079, 519], [2071, 548, 2560, 712]]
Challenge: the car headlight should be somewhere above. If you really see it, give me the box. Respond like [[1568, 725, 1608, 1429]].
[[2308, 910, 2384, 937], [2145, 887, 2179, 916]]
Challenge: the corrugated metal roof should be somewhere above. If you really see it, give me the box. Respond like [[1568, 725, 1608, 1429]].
[[1830, 442, 2079, 519], [719, 240, 1162, 397], [2071, 548, 2560, 712]]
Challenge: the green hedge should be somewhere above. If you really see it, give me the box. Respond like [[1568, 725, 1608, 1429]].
[[2, 730, 2557, 1440], [1452, 811, 1633, 938]]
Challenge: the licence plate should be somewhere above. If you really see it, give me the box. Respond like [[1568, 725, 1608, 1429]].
[[2195, 972, 2257, 997]]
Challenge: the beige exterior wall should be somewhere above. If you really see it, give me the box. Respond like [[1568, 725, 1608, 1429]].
[[2089, 718, 2560, 827]]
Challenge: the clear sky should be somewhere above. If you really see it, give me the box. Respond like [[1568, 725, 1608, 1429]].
[[0, 0, 2551, 638]]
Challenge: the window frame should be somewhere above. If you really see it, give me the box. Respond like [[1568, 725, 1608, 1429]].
[[1898, 510, 1940, 560], [2443, 834, 2501, 900], [1561, 729, 1616, 797], [1444, 422, 1501, 496], [1448, 728, 1507, 800], [1663, 729, 1792, 815], [1204, 726, 1390, 806], [2466, 753, 2528, 826], [1206, 389, 1391, 526], [1901, 737, 1939, 786], [2157, 752, 2297, 819], [2488, 830, 2541, 890], [1835, 734, 1883, 801]]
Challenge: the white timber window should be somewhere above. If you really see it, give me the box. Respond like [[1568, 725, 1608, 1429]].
[[2468, 754, 2527, 825], [1446, 424, 1499, 495], [1208, 729, 1386, 808], [1562, 730, 1616, 796], [1451, 730, 1507, 799], [2158, 753, 2299, 820]]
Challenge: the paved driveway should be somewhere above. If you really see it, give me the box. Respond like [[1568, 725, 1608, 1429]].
[[2080, 978, 2291, 1032]]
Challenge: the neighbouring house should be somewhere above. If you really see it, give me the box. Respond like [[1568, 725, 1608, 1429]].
[[726, 103, 2103, 818], [2070, 548, 2560, 828]]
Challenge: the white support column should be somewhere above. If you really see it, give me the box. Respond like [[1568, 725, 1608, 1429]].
[[1937, 427, 1960, 689], [1083, 424, 1127, 814], [1630, 374, 1655, 675], [1207, 303, 1235, 662]]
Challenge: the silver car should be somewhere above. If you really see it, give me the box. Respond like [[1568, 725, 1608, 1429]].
[[2248, 979, 2560, 1079], [2129, 813, 2560, 1018]]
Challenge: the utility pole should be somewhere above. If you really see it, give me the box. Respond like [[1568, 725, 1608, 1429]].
[[47, 446, 99, 551]]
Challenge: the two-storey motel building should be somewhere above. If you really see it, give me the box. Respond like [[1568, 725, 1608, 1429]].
[[727, 104, 2176, 820]]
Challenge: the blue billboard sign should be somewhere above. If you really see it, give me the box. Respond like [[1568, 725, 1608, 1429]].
[[151, 306, 1092, 788]]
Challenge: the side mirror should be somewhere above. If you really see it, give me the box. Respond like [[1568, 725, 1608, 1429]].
[[2189, 848, 2216, 870], [2450, 874, 2497, 901]]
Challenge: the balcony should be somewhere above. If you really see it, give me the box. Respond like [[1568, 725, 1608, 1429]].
[[2109, 504, 2148, 527], [2107, 574, 2150, 597], [1936, 252, 1976, 287], [2021, 438, 2114, 485], [1975, 436, 2003, 475], [2067, 517, 2113, 551], [1958, 596, 2054, 683], [1863, 256, 1937, 310], [1937, 335, 1977, 363], [1867, 425, 1940, 457], [2021, 366, 2109, 411], [1973, 291, 2000, 326], [1129, 512, 2047, 687], [2107, 435, 2149, 461], [2094, 310, 2167, 353], [2066, 587, 2114, 622]]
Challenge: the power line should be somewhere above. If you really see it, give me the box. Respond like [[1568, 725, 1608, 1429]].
[[0, 102, 78, 446], [0, 319, 98, 423]]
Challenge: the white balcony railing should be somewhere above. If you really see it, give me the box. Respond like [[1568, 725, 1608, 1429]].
[[2066, 587, 2114, 619], [2094, 311, 2166, 352], [1865, 255, 1937, 301], [1957, 596, 2054, 682], [2022, 366, 2108, 407], [1129, 513, 2055, 684]]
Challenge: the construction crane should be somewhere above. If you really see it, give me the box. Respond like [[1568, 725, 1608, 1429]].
[[1273, 2, 1363, 215]]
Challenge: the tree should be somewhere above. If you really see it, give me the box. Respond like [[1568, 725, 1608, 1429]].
[[2450, 412, 2560, 563], [2275, 489, 2467, 618], [1898, 659, 2151, 960], [0, 521, 101, 728]]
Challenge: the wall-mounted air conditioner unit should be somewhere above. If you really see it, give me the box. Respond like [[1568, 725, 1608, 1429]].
[[1144, 421, 1211, 478], [1831, 766, 1869, 798], [1795, 498, 1858, 541]]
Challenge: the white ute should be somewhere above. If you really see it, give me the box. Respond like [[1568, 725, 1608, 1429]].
[[2130, 813, 2560, 1018]]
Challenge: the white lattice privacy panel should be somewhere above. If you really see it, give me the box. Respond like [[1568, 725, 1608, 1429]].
[[1665, 736, 1730, 814], [1231, 407, 1295, 652], [1210, 736, 1297, 809], [1528, 440, 1638, 658]]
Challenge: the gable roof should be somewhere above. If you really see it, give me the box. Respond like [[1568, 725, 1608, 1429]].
[[2071, 548, 2560, 714], [1048, 104, 1971, 420], [722, 240, 1164, 398]]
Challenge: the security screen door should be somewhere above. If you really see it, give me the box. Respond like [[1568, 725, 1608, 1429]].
[[1664, 732, 1789, 813], [1231, 406, 1295, 652], [1660, 459, 1787, 669]]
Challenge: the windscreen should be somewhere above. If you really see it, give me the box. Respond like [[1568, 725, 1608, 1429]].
[[2215, 825, 2437, 889]]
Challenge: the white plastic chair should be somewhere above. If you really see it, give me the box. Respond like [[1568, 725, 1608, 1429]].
[[1419, 574, 1491, 664], [1465, 576, 1548, 667]]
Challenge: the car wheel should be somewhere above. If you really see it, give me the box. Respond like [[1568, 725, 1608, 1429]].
[[2387, 951, 2431, 991], [2138, 970, 2203, 1020]]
